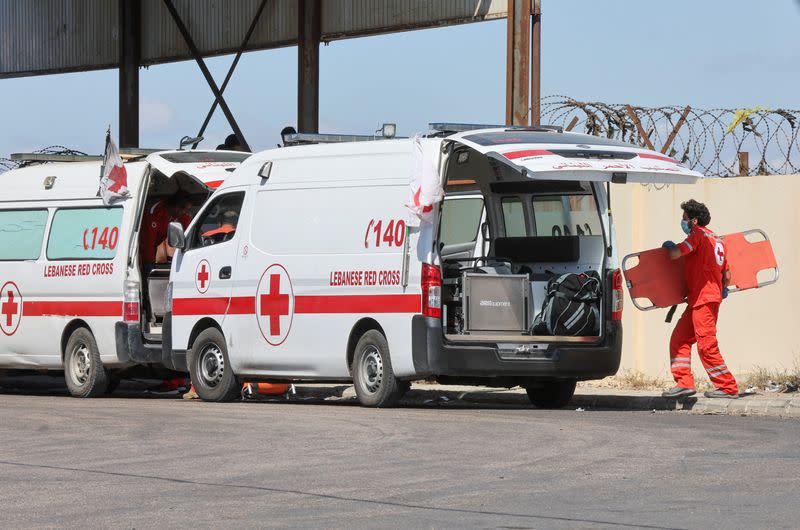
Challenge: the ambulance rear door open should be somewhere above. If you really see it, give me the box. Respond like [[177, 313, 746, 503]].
[[134, 151, 249, 338], [447, 129, 704, 185], [438, 129, 705, 342]]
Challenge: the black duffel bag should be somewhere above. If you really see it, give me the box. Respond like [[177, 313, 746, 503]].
[[531, 271, 601, 336]]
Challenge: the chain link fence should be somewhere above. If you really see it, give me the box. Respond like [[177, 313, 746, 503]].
[[542, 96, 800, 177]]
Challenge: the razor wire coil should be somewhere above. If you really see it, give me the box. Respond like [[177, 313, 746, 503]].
[[542, 96, 800, 177]]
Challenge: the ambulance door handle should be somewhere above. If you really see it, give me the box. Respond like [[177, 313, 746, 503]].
[[219, 266, 232, 280]]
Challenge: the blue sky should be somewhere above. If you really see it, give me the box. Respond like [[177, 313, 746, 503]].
[[2, 0, 800, 158]]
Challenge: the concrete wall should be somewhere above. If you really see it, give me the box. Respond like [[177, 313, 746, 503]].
[[612, 174, 799, 379]]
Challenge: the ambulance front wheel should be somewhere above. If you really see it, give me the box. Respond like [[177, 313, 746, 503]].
[[525, 379, 577, 409], [352, 330, 404, 408], [64, 327, 109, 398], [189, 327, 240, 402]]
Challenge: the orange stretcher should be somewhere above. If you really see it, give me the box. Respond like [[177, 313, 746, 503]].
[[621, 229, 778, 311]]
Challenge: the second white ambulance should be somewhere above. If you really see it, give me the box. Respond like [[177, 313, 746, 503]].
[[166, 126, 703, 407]]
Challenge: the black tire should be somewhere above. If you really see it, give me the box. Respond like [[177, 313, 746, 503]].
[[351, 330, 403, 408], [64, 327, 108, 398], [526, 380, 577, 409], [188, 327, 239, 402]]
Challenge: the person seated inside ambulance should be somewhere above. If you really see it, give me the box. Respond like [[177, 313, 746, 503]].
[[140, 191, 193, 276]]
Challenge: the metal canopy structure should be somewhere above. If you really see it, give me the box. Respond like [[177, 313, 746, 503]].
[[0, 0, 540, 148]]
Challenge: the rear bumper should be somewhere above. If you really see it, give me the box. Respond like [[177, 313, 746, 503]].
[[115, 321, 176, 369], [411, 315, 622, 381]]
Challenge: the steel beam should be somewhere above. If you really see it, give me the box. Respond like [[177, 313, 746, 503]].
[[298, 0, 321, 133], [506, 0, 530, 126], [193, 0, 269, 149], [119, 0, 141, 148], [162, 0, 250, 151], [530, 0, 541, 125]]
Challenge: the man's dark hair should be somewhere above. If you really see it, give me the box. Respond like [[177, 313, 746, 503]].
[[167, 190, 191, 208], [681, 199, 711, 226]]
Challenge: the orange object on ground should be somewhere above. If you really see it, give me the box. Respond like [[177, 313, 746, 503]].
[[243, 382, 290, 395], [669, 302, 738, 395], [622, 229, 778, 310]]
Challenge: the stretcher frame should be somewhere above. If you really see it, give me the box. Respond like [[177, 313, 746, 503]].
[[621, 229, 779, 311]]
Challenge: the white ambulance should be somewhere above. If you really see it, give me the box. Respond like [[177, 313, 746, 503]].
[[166, 126, 703, 407], [0, 150, 248, 396]]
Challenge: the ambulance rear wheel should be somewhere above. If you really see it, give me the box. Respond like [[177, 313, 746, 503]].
[[64, 327, 108, 398], [525, 380, 577, 409], [352, 330, 403, 408], [189, 328, 239, 402]]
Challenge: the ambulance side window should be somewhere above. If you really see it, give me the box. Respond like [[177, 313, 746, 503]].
[[47, 207, 123, 260], [188, 192, 245, 250], [439, 198, 484, 247], [0, 209, 49, 260], [501, 197, 528, 237], [532, 195, 601, 237]]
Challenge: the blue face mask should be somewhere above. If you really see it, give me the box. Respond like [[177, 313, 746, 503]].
[[681, 219, 691, 235]]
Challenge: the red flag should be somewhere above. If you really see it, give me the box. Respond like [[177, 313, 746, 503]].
[[99, 131, 130, 205]]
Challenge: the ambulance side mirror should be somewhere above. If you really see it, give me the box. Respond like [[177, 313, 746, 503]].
[[167, 222, 186, 250]]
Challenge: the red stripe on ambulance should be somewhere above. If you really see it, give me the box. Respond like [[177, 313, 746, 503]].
[[503, 149, 554, 160], [23, 301, 122, 317], [173, 294, 421, 316], [294, 294, 421, 314], [172, 297, 230, 315]]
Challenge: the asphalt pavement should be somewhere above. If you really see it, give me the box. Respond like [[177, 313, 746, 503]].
[[1, 376, 799, 529]]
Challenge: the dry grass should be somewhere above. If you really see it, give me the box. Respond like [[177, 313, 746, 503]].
[[581, 370, 667, 391], [740, 360, 800, 390]]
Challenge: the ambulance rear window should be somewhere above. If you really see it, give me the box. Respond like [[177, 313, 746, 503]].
[[0, 209, 48, 261], [47, 207, 124, 260]]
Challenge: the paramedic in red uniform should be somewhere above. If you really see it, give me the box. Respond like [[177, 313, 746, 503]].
[[661, 200, 739, 399], [140, 191, 193, 276], [140, 191, 192, 396]]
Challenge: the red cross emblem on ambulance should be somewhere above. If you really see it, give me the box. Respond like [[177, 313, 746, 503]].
[[195, 259, 211, 294], [256, 264, 295, 346], [0, 282, 23, 336]]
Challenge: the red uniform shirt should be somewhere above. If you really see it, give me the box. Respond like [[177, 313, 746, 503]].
[[678, 225, 728, 307], [140, 201, 191, 264]]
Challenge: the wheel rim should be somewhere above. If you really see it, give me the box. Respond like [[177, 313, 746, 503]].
[[198, 343, 225, 388], [69, 342, 91, 386], [359, 346, 383, 394]]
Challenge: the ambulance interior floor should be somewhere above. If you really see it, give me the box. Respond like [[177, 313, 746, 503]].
[[0, 383, 797, 529]]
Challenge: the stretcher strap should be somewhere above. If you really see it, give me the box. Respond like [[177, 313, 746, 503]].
[[722, 232, 778, 290]]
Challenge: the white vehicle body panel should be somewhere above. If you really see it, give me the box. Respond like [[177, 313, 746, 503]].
[[0, 151, 240, 370], [171, 141, 428, 379], [170, 128, 706, 383]]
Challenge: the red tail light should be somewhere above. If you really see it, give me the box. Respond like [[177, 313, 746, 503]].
[[123, 281, 140, 323], [421, 263, 442, 318], [612, 269, 624, 321]]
